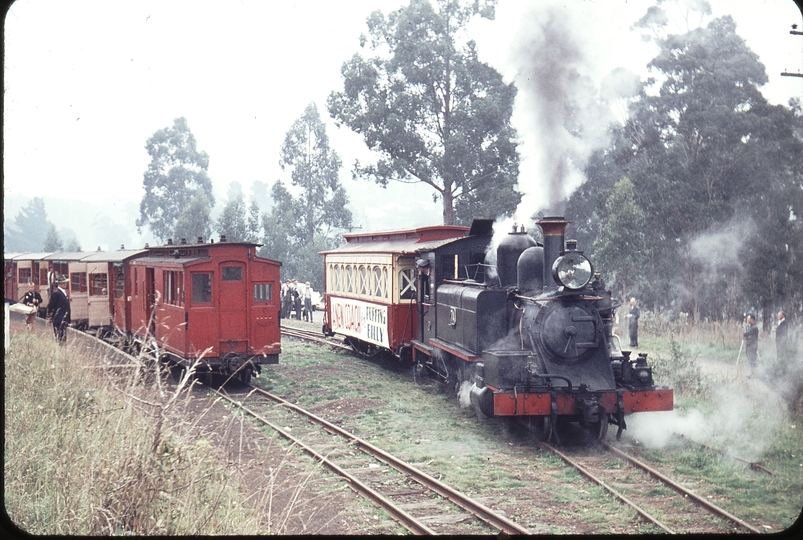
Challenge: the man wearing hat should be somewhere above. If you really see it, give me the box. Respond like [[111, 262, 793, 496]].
[[47, 276, 71, 344]]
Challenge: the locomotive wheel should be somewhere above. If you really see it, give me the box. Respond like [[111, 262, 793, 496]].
[[588, 417, 609, 441], [532, 416, 553, 442]]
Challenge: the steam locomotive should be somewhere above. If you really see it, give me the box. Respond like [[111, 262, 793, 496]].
[[323, 217, 673, 441]]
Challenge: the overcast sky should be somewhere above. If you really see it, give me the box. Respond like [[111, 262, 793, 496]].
[[4, 0, 802, 245]]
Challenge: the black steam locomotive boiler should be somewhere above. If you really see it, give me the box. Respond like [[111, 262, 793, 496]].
[[410, 217, 673, 441]]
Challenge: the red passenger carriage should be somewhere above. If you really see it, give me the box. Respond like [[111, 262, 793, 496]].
[[127, 238, 281, 383]]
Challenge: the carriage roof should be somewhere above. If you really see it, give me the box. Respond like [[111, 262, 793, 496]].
[[320, 225, 471, 256]]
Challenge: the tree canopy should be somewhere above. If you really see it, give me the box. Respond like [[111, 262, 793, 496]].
[[567, 3, 803, 325], [136, 117, 215, 242], [4, 198, 53, 252], [327, 0, 520, 225]]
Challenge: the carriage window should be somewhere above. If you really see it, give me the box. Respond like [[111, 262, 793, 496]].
[[359, 266, 367, 295], [192, 273, 212, 303], [53, 262, 68, 277], [71, 272, 87, 293], [114, 264, 125, 298], [334, 265, 341, 292], [399, 268, 416, 300], [373, 267, 382, 297], [164, 271, 183, 305], [19, 268, 31, 283], [254, 283, 272, 302], [89, 273, 108, 296], [346, 265, 354, 293], [222, 266, 242, 281]]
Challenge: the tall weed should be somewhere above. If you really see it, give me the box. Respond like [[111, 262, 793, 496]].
[[4, 331, 263, 535], [649, 334, 709, 400]]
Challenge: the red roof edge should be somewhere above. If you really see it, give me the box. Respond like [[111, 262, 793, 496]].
[[342, 225, 469, 244]]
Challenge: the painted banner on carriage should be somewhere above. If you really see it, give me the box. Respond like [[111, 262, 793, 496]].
[[329, 297, 389, 348]]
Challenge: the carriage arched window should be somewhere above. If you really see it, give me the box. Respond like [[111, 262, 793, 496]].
[[399, 268, 416, 300], [334, 265, 341, 292], [382, 267, 388, 299], [359, 266, 367, 295], [373, 267, 382, 297], [346, 265, 354, 293]]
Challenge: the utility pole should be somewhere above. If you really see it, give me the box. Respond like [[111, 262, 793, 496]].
[[781, 24, 803, 78]]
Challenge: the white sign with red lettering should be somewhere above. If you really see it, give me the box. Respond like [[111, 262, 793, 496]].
[[330, 297, 389, 348]]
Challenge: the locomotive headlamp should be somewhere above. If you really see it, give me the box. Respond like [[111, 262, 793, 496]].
[[552, 253, 593, 290]]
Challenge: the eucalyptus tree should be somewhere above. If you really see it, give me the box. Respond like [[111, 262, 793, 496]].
[[604, 1, 803, 320], [260, 103, 352, 288], [279, 102, 351, 243], [327, 0, 519, 225], [590, 177, 649, 304], [216, 193, 250, 242], [173, 191, 213, 244], [43, 223, 64, 252], [136, 117, 214, 242], [4, 197, 52, 252]]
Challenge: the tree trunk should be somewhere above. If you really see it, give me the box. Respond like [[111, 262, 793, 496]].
[[442, 188, 455, 225]]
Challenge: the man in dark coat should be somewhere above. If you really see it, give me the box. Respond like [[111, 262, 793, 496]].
[[47, 277, 71, 344], [743, 314, 759, 376], [627, 297, 641, 347], [776, 311, 790, 363]]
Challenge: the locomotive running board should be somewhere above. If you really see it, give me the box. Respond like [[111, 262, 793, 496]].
[[428, 338, 482, 363]]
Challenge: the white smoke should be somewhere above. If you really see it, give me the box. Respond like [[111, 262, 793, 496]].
[[689, 217, 756, 273], [480, 2, 645, 267], [458, 381, 474, 408], [507, 2, 630, 222], [627, 362, 802, 461]]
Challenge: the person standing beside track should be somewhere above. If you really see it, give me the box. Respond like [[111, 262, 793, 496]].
[[20, 282, 43, 331], [743, 314, 759, 377], [627, 297, 641, 348], [775, 311, 789, 360], [47, 276, 71, 344]]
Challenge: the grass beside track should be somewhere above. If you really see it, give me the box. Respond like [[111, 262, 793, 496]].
[[267, 327, 803, 534], [4, 328, 266, 536]]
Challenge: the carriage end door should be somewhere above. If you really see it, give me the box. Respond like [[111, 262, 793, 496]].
[[219, 262, 247, 354]]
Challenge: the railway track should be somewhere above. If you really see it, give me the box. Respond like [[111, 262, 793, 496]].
[[280, 325, 353, 352], [537, 439, 762, 534], [215, 383, 532, 535]]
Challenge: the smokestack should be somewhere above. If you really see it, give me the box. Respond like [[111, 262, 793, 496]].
[[537, 216, 569, 291]]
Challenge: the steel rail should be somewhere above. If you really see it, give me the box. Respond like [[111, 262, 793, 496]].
[[215, 390, 436, 535], [280, 326, 352, 351], [234, 384, 532, 535], [601, 442, 762, 534], [537, 441, 676, 534]]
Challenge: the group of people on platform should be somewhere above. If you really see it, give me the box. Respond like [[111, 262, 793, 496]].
[[280, 279, 314, 322], [18, 276, 71, 344]]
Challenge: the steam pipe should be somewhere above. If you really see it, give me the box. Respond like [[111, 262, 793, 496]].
[[537, 216, 569, 292]]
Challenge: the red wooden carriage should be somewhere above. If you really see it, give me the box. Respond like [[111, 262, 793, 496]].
[[127, 238, 281, 382]]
